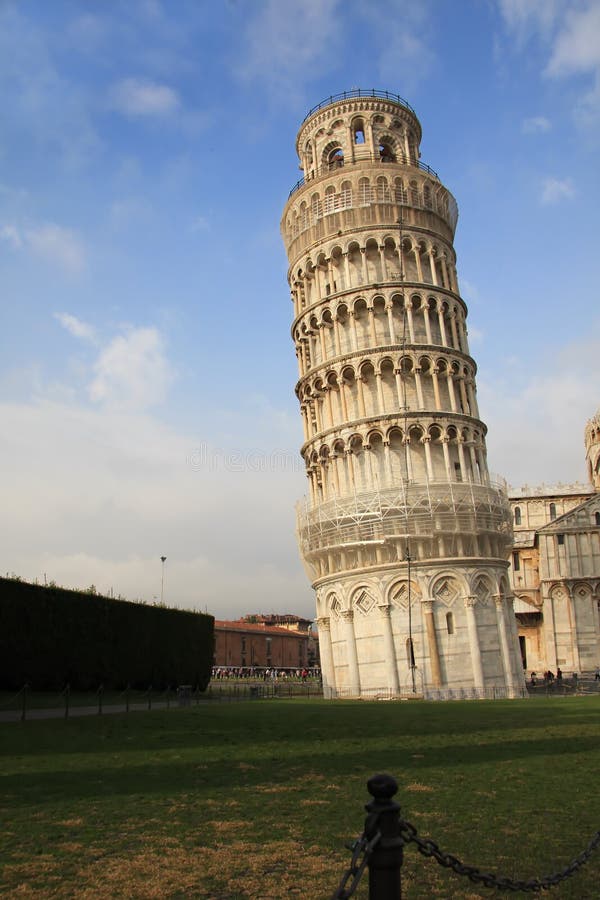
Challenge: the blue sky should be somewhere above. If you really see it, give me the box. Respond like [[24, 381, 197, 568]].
[[1, 0, 599, 618]]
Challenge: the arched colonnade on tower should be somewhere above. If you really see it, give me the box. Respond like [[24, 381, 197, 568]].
[[299, 110, 421, 178], [293, 291, 469, 374], [298, 351, 480, 439], [302, 420, 489, 504], [290, 232, 459, 317]]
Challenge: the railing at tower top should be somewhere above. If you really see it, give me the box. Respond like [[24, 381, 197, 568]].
[[300, 89, 417, 124], [288, 156, 440, 200]]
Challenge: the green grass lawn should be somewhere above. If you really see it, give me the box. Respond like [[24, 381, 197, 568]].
[[1, 697, 599, 899]]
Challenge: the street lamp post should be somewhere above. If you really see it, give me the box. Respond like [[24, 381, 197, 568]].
[[160, 556, 167, 605]]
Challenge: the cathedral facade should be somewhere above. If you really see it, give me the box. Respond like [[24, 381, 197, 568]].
[[281, 91, 525, 699], [509, 410, 600, 674]]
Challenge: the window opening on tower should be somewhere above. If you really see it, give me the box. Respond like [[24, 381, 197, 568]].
[[353, 119, 365, 144], [328, 148, 344, 169], [379, 140, 396, 163]]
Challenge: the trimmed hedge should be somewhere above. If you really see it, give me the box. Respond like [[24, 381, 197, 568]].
[[0, 577, 214, 691]]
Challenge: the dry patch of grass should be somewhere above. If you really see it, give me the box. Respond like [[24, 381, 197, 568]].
[[7, 839, 339, 899]]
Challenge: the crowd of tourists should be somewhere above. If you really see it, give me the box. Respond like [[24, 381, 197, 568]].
[[211, 666, 321, 682]]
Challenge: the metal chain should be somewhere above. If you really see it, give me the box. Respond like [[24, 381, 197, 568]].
[[331, 830, 381, 899], [398, 819, 600, 893]]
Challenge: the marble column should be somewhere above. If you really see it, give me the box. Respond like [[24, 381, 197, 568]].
[[422, 600, 442, 687], [464, 596, 484, 692], [378, 604, 400, 694], [493, 594, 515, 696], [341, 609, 361, 695], [317, 616, 337, 699]]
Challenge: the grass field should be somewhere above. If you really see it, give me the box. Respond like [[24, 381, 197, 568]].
[[1, 697, 599, 899]]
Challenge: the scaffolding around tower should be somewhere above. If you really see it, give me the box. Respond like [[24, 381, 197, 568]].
[[297, 476, 512, 564]]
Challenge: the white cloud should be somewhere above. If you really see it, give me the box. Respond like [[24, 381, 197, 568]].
[[361, 2, 435, 89], [1, 222, 86, 273], [522, 115, 552, 133], [110, 78, 180, 116], [480, 331, 600, 487], [110, 196, 155, 229], [54, 312, 96, 342], [498, 1, 600, 126], [0, 224, 23, 249], [27, 223, 86, 274], [67, 13, 108, 48], [546, 3, 600, 76], [190, 214, 210, 232], [540, 176, 575, 204], [89, 326, 174, 409], [497, 0, 563, 39], [0, 398, 309, 618], [236, 0, 341, 97]]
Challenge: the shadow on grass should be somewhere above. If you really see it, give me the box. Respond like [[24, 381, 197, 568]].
[[2, 734, 600, 807], [3, 696, 600, 756]]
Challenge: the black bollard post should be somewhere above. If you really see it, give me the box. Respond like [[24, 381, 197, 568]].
[[365, 774, 403, 900], [98, 684, 104, 715], [65, 683, 70, 719], [21, 683, 29, 722]]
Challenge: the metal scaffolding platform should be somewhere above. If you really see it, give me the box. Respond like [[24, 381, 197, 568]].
[[296, 478, 512, 557]]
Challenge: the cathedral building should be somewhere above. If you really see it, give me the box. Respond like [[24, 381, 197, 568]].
[[508, 410, 600, 674], [281, 90, 525, 699]]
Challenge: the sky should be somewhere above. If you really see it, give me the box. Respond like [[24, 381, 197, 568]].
[[1, 0, 600, 619]]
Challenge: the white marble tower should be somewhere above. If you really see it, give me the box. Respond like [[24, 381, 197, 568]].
[[280, 90, 525, 699]]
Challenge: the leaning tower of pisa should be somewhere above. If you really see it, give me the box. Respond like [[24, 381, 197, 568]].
[[281, 90, 525, 699]]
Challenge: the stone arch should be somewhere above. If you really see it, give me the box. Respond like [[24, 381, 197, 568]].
[[378, 133, 398, 163], [387, 578, 421, 609], [402, 236, 418, 281], [310, 192, 322, 223], [435, 357, 452, 411], [427, 423, 446, 480], [323, 141, 344, 170], [351, 116, 366, 145], [411, 292, 428, 342], [471, 572, 493, 605], [349, 433, 367, 491], [347, 241, 363, 286], [350, 583, 379, 617], [327, 592, 343, 619], [353, 296, 369, 347], [430, 573, 466, 606], [372, 294, 390, 344], [359, 359, 378, 416], [335, 301, 352, 354], [394, 176, 407, 204], [367, 428, 386, 487], [379, 357, 396, 412], [358, 176, 372, 206], [387, 426, 407, 482], [376, 174, 392, 203], [549, 583, 569, 603], [408, 423, 427, 481], [340, 179, 353, 209], [365, 236, 383, 283]]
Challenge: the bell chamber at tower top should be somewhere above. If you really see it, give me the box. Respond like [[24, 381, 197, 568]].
[[281, 93, 459, 276]]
